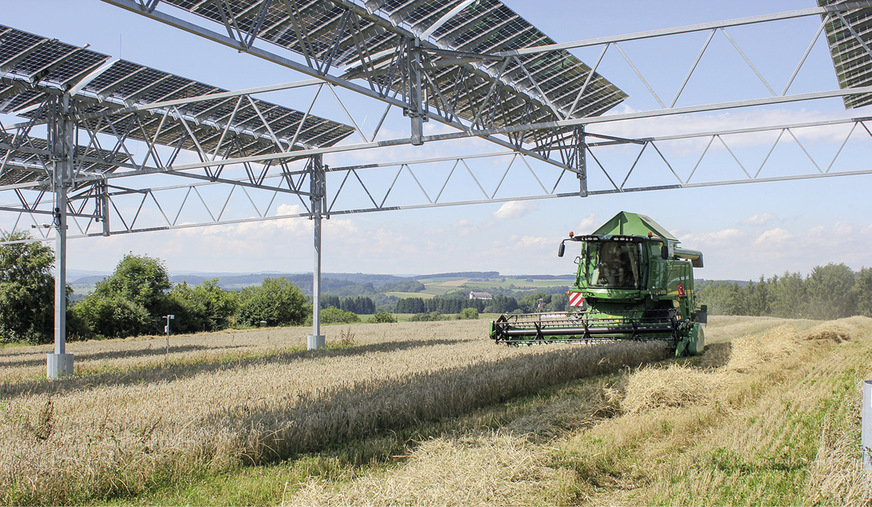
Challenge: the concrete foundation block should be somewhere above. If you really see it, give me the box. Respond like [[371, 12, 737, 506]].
[[307, 334, 325, 350], [47, 353, 74, 379]]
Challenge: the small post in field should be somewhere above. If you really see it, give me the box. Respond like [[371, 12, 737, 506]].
[[163, 314, 175, 366]]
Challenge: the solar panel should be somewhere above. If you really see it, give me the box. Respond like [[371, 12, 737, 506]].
[[0, 23, 355, 163], [818, 0, 872, 108], [0, 133, 130, 189], [151, 0, 627, 133]]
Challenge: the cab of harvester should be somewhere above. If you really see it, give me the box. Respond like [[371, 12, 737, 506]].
[[490, 211, 706, 356]]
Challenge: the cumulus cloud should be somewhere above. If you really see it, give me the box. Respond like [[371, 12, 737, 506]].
[[741, 213, 776, 227], [683, 228, 744, 246], [492, 201, 536, 219], [576, 212, 600, 233], [753, 228, 795, 247]]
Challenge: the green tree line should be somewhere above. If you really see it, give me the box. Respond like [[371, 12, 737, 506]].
[[696, 263, 872, 319], [394, 292, 570, 314]]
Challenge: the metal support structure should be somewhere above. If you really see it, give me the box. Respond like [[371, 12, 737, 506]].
[[406, 38, 425, 146], [864, 380, 872, 469], [307, 154, 325, 350], [47, 93, 74, 378], [576, 127, 588, 198]]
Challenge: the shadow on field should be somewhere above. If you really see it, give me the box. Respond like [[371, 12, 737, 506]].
[[198, 340, 673, 465], [0, 338, 467, 399], [0, 345, 235, 369], [695, 342, 732, 370]]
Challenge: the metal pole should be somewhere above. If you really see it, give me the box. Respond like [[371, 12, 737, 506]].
[[407, 38, 424, 146], [863, 380, 872, 469], [577, 126, 588, 197], [307, 155, 325, 350], [163, 314, 174, 366], [47, 93, 74, 378]]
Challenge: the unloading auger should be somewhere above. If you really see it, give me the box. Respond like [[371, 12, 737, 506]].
[[489, 212, 707, 357]]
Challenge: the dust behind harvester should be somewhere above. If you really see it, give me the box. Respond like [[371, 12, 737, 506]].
[[489, 211, 707, 357]]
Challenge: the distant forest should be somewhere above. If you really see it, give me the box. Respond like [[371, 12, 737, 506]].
[[696, 263, 872, 320]]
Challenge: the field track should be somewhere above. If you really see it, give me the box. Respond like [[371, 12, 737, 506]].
[[1, 316, 871, 505]]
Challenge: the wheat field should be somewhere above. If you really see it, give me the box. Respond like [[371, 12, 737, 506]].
[[1, 316, 870, 505], [0, 319, 669, 504]]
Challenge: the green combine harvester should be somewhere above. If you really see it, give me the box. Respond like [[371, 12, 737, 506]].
[[490, 211, 707, 356]]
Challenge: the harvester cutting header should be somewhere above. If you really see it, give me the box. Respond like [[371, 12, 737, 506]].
[[490, 212, 707, 356]]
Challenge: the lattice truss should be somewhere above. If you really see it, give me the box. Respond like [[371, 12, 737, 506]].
[[5, 1, 872, 240]]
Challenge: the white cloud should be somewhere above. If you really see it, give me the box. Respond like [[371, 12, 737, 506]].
[[753, 228, 795, 247], [741, 213, 775, 227], [575, 212, 600, 233], [683, 228, 744, 246], [492, 201, 537, 219]]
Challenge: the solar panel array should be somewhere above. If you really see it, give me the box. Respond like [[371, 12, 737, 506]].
[[156, 0, 627, 131], [0, 135, 131, 188], [0, 23, 355, 190], [818, 0, 872, 108]]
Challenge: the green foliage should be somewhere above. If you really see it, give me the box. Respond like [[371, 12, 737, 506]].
[[167, 279, 238, 333], [75, 254, 171, 336], [459, 307, 479, 320], [368, 311, 397, 323], [381, 280, 426, 293], [318, 306, 360, 324], [854, 267, 872, 317], [394, 294, 520, 314], [236, 277, 309, 327], [95, 254, 171, 316], [805, 263, 856, 320], [71, 294, 151, 338], [697, 262, 868, 320], [410, 312, 446, 322], [0, 232, 56, 344]]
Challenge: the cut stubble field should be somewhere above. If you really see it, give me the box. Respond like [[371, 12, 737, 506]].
[[1, 316, 871, 505]]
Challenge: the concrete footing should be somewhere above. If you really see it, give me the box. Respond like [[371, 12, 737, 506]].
[[47, 353, 74, 379], [307, 334, 325, 350]]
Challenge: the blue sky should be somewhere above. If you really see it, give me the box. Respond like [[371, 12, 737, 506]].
[[4, 0, 872, 281]]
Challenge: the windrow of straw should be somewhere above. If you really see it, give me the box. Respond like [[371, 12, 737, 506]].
[[288, 431, 566, 507], [561, 317, 872, 506], [620, 323, 812, 414], [0, 319, 670, 505]]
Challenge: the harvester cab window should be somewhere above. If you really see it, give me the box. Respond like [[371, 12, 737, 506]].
[[588, 241, 641, 289]]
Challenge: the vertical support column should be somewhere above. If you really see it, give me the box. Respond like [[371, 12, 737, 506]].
[[47, 93, 74, 378], [307, 154, 325, 350], [406, 38, 425, 146], [576, 126, 588, 198], [863, 380, 872, 469], [98, 179, 110, 236]]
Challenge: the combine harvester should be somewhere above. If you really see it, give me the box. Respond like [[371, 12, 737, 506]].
[[490, 212, 707, 356]]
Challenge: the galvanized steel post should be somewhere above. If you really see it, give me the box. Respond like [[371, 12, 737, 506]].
[[863, 380, 872, 469], [308, 155, 325, 350], [47, 93, 74, 378]]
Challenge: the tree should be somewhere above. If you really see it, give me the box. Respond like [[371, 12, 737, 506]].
[[167, 279, 237, 332], [73, 254, 172, 337], [459, 307, 479, 320], [769, 272, 805, 319], [236, 277, 309, 326], [805, 263, 856, 320], [368, 311, 397, 323], [72, 294, 151, 338], [0, 232, 56, 344], [318, 306, 360, 324], [854, 267, 872, 317]]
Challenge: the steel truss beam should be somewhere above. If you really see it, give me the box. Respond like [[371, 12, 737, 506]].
[[5, 115, 872, 241]]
